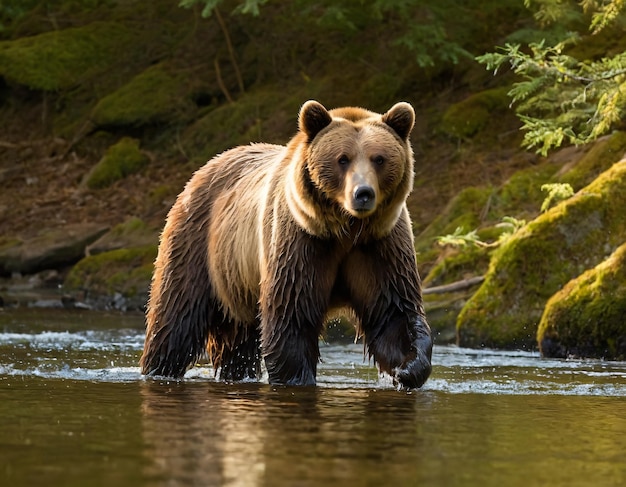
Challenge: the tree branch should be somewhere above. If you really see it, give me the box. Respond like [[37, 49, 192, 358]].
[[214, 57, 234, 103], [215, 7, 245, 95]]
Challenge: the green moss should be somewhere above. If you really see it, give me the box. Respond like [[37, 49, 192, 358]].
[[440, 87, 510, 139], [0, 22, 135, 90], [182, 92, 278, 162], [457, 160, 626, 350], [91, 63, 196, 127], [560, 131, 626, 190], [475, 224, 508, 243], [361, 73, 404, 107], [85, 137, 149, 189], [64, 245, 157, 298], [489, 162, 561, 219], [148, 184, 175, 204], [110, 216, 146, 235], [87, 216, 159, 255], [0, 236, 21, 252], [423, 247, 493, 343], [415, 186, 493, 254], [0, 237, 22, 276], [538, 243, 626, 360], [415, 161, 561, 279], [181, 85, 328, 162], [418, 162, 559, 252]]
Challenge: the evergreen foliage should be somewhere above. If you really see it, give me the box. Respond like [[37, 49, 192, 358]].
[[179, 0, 473, 67], [436, 216, 526, 249], [478, 0, 626, 154], [540, 183, 574, 212], [0, 0, 39, 33]]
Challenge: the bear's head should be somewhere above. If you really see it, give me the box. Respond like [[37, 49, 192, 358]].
[[288, 100, 415, 238]]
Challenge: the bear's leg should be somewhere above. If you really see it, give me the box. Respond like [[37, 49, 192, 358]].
[[141, 200, 216, 378], [262, 325, 322, 386], [364, 310, 432, 389], [216, 325, 262, 382], [259, 236, 335, 386], [341, 226, 432, 389]]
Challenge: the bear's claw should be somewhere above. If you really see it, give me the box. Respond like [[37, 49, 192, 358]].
[[393, 351, 432, 389]]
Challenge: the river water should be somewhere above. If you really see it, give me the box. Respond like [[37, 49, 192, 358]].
[[1, 309, 625, 486]]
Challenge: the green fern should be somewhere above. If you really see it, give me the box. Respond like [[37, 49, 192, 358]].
[[436, 217, 526, 249], [436, 227, 485, 248]]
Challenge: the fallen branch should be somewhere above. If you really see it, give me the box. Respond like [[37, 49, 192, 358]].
[[423, 276, 485, 295], [0, 141, 20, 149], [0, 138, 65, 149]]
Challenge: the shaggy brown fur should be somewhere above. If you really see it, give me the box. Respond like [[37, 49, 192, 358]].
[[140, 100, 432, 388]]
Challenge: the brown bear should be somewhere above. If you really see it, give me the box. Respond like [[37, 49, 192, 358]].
[[140, 100, 432, 388]]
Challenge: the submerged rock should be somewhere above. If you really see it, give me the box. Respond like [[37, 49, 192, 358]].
[[538, 242, 626, 360]]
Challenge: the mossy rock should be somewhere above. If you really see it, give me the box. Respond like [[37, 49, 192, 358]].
[[0, 237, 23, 276], [560, 131, 626, 190], [538, 242, 626, 360], [91, 63, 198, 128], [84, 137, 149, 189], [440, 87, 510, 139], [0, 22, 136, 91], [87, 217, 159, 255], [64, 244, 157, 301], [414, 186, 493, 255], [0, 224, 108, 276], [181, 85, 328, 162], [489, 161, 562, 219], [417, 161, 561, 254], [414, 161, 561, 273], [457, 159, 626, 350], [181, 92, 283, 162]]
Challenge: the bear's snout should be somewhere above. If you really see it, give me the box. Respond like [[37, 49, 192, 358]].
[[352, 185, 376, 213]]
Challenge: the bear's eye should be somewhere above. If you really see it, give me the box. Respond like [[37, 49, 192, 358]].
[[338, 155, 350, 166], [373, 155, 385, 166]]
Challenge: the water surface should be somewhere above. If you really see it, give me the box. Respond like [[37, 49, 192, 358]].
[[1, 309, 625, 486]]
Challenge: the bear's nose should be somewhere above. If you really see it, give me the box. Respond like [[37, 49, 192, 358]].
[[353, 185, 376, 211]]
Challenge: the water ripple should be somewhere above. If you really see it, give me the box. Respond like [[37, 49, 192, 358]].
[[1, 327, 625, 396]]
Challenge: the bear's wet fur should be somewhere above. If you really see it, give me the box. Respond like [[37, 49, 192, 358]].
[[140, 100, 432, 388]]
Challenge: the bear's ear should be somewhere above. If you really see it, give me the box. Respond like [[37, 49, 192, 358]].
[[299, 100, 332, 142], [382, 102, 415, 141]]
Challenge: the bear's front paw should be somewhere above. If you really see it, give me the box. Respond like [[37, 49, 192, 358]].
[[393, 347, 432, 390]]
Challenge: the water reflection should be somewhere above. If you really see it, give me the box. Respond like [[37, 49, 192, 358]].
[[137, 381, 626, 487], [139, 381, 434, 487], [2, 309, 626, 486]]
